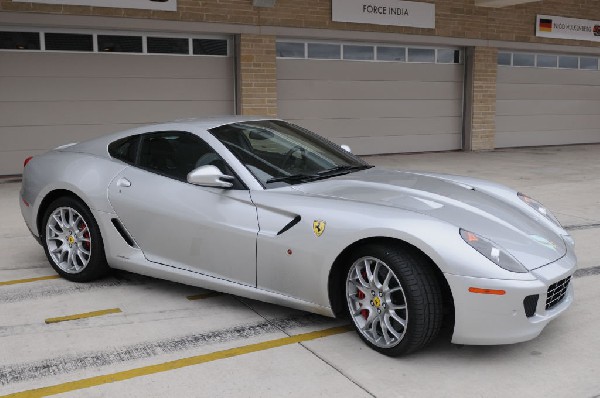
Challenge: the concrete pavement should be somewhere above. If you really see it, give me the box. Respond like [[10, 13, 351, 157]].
[[0, 144, 599, 397]]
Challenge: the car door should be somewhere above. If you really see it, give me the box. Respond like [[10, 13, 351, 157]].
[[107, 130, 259, 286]]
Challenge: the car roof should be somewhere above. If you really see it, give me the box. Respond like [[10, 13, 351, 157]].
[[59, 116, 276, 158]]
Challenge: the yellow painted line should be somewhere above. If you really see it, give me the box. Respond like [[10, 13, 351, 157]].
[[45, 308, 122, 324], [3, 325, 352, 398], [0, 275, 59, 286], [186, 291, 223, 301]]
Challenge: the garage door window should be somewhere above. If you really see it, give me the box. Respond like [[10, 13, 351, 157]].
[[499, 51, 599, 71], [277, 40, 460, 65], [536, 54, 558, 68], [377, 46, 406, 61], [45, 33, 93, 52], [408, 48, 435, 63], [437, 49, 460, 64], [513, 53, 535, 67], [343, 45, 374, 60], [558, 55, 578, 69], [0, 31, 40, 50], [276, 42, 305, 58], [192, 39, 228, 56], [0, 28, 229, 57], [307, 43, 341, 59], [147, 37, 189, 55], [580, 57, 599, 70], [98, 35, 142, 53]]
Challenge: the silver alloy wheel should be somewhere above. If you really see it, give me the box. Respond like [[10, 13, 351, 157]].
[[45, 206, 92, 273], [346, 256, 408, 348]]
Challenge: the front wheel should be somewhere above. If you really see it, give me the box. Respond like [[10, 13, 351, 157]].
[[41, 197, 109, 282], [345, 244, 443, 356]]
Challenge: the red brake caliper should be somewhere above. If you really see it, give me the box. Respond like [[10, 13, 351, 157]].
[[357, 270, 369, 320], [79, 221, 90, 250]]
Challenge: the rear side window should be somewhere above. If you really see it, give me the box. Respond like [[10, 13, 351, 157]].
[[108, 135, 140, 164]]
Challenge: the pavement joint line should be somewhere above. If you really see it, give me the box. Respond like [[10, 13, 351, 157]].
[[0, 325, 352, 398], [186, 291, 223, 300], [44, 308, 122, 324], [232, 297, 375, 397], [0, 275, 59, 286], [564, 223, 600, 231]]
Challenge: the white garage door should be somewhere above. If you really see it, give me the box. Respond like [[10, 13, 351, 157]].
[[496, 51, 600, 148], [0, 30, 233, 175], [276, 41, 464, 155]]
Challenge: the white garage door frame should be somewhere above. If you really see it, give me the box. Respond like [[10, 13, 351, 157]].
[[0, 26, 235, 175], [496, 50, 600, 148], [276, 38, 465, 155]]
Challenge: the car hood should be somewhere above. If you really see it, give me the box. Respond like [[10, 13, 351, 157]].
[[294, 168, 565, 270]]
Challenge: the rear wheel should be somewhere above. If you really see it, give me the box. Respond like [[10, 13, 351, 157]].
[[345, 244, 443, 356], [41, 197, 109, 282]]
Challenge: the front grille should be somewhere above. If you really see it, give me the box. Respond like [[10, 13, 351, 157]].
[[546, 276, 571, 310]]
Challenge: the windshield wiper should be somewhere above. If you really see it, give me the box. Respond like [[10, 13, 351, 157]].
[[267, 165, 372, 184], [317, 165, 373, 177], [266, 173, 320, 184]]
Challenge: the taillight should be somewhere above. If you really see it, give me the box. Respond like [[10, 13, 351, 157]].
[[24, 156, 33, 168]]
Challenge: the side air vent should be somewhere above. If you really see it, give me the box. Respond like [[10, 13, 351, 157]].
[[111, 218, 137, 248], [277, 215, 301, 236]]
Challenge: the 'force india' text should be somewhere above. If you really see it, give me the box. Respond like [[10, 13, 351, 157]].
[[363, 5, 409, 15]]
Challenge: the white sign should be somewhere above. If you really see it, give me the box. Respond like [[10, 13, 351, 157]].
[[332, 0, 435, 29], [536, 14, 600, 43], [13, 0, 177, 11]]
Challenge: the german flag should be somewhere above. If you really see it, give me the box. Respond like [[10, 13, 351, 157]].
[[539, 18, 552, 32]]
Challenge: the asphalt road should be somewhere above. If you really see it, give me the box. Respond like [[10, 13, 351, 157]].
[[0, 144, 598, 397]]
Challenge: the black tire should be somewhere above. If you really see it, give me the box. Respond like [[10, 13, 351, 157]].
[[345, 243, 443, 357], [41, 196, 110, 282]]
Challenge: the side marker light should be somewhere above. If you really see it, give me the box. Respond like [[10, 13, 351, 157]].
[[468, 287, 506, 295]]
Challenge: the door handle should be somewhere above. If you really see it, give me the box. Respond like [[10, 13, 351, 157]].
[[116, 178, 131, 188]]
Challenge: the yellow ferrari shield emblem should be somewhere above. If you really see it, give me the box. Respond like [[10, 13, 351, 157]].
[[373, 296, 381, 308], [313, 220, 326, 237]]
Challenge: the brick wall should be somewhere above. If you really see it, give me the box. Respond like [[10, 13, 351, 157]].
[[470, 46, 498, 151], [238, 34, 277, 117], [2, 0, 600, 48]]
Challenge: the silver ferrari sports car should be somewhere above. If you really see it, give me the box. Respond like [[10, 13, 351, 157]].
[[20, 117, 576, 356]]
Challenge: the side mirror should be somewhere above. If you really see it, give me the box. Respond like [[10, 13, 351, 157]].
[[341, 145, 352, 153], [187, 165, 234, 188]]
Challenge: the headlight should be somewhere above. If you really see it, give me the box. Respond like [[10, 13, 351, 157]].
[[518, 192, 562, 228], [460, 229, 528, 273]]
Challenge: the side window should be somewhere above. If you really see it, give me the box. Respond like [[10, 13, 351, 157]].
[[108, 135, 140, 164], [137, 131, 234, 183]]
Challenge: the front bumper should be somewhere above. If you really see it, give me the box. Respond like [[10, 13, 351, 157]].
[[446, 247, 576, 345]]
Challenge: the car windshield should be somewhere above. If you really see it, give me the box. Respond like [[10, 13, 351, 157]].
[[209, 120, 371, 187]]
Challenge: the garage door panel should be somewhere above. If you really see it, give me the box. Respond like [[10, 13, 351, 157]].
[[0, 149, 47, 176], [0, 77, 233, 102], [0, 100, 232, 127], [0, 124, 143, 152], [277, 59, 463, 82], [497, 100, 600, 116], [497, 60, 600, 148], [0, 53, 232, 79], [497, 83, 600, 100], [279, 99, 462, 119], [496, 114, 600, 133], [287, 117, 461, 138], [496, 130, 600, 148], [326, 133, 461, 155], [498, 67, 600, 86], [278, 80, 462, 100]]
